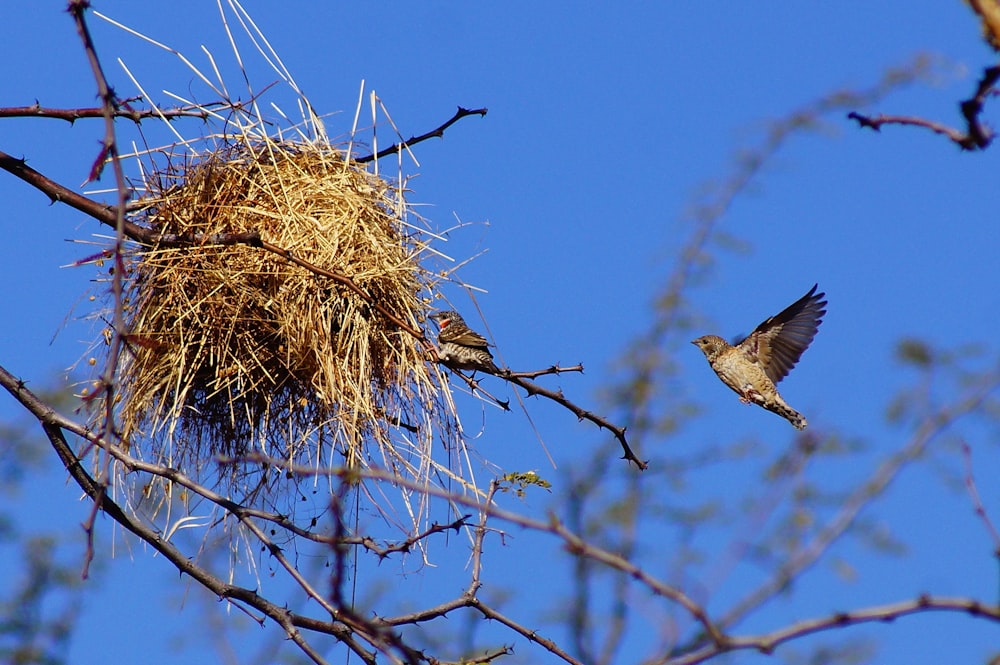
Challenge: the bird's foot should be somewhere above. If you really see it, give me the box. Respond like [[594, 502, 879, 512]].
[[740, 385, 764, 405]]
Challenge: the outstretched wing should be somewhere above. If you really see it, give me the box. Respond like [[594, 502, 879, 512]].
[[737, 284, 827, 384]]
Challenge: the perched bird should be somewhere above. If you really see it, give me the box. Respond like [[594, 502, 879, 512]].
[[429, 310, 501, 375], [691, 284, 827, 430]]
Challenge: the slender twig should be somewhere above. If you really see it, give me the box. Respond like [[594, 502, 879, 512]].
[[846, 111, 975, 145], [355, 106, 487, 163], [504, 373, 645, 470], [0, 100, 232, 123], [506, 363, 585, 380], [379, 481, 586, 665], [848, 64, 1000, 151], [444, 368, 511, 411], [68, 0, 135, 579], [960, 441, 1000, 554], [432, 361, 642, 467], [228, 454, 702, 624], [664, 596, 1000, 665], [551, 519, 725, 648]]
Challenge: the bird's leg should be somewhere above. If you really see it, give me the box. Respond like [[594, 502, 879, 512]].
[[739, 384, 764, 405]]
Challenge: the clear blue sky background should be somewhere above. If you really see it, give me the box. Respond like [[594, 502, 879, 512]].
[[1, 2, 998, 664]]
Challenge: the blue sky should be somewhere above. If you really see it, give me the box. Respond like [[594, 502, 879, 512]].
[[1, 2, 998, 664]]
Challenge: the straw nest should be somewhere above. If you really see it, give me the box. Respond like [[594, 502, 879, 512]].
[[108, 138, 448, 493]]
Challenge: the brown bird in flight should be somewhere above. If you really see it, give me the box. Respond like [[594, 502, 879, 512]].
[[692, 284, 827, 430], [429, 310, 501, 375]]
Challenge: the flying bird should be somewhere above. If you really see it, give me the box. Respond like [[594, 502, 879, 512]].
[[429, 310, 501, 375], [691, 284, 827, 430]]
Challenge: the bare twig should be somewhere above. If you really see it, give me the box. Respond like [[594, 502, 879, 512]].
[[665, 595, 1000, 665], [506, 363, 585, 380], [357, 516, 470, 559], [960, 441, 1000, 556], [504, 373, 645, 470], [848, 64, 1000, 150], [68, 0, 136, 579], [846, 111, 976, 145], [378, 480, 586, 665], [227, 455, 699, 625], [0, 100, 232, 123], [432, 360, 642, 468], [355, 106, 487, 163]]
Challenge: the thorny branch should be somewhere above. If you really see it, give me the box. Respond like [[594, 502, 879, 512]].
[[507, 363, 585, 380], [848, 64, 1000, 150], [666, 596, 1000, 665], [68, 0, 133, 580], [960, 441, 1000, 555], [441, 363, 645, 469], [504, 373, 645, 470], [0, 99, 234, 123]]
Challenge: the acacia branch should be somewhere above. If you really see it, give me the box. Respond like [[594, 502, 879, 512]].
[[0, 100, 230, 123], [68, 0, 137, 579], [504, 373, 646, 470], [376, 481, 586, 665], [506, 363, 585, 380], [432, 361, 643, 468], [355, 106, 487, 163], [960, 440, 1000, 554], [230, 457, 701, 629], [357, 516, 471, 559], [848, 64, 1000, 150], [666, 595, 1000, 665]]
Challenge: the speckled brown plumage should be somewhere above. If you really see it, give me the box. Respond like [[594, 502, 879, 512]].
[[430, 310, 500, 375], [692, 284, 827, 430]]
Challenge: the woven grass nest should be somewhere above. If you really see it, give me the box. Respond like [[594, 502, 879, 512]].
[[111, 138, 450, 493]]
